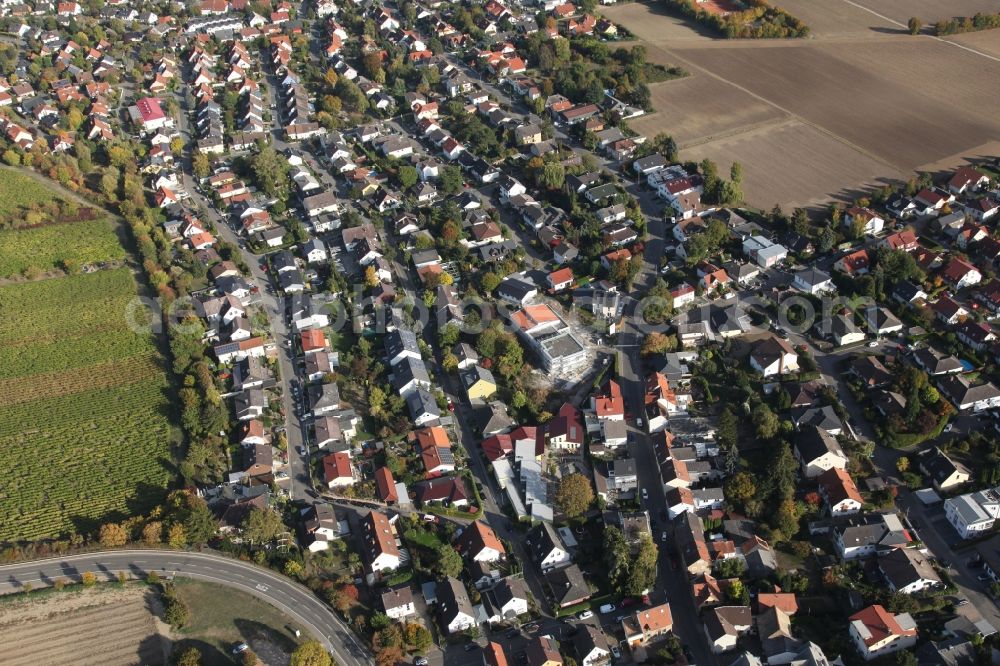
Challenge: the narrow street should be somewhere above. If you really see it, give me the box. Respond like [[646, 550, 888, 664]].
[[175, 92, 311, 501]]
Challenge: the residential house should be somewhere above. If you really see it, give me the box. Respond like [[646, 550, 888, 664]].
[[792, 268, 834, 295], [834, 512, 911, 560], [623, 603, 673, 647], [749, 336, 799, 377], [944, 488, 1000, 539], [573, 625, 610, 666], [381, 586, 416, 620], [437, 577, 476, 634], [878, 548, 941, 595], [918, 447, 971, 492], [848, 605, 917, 661], [362, 510, 401, 575], [704, 606, 753, 654], [322, 451, 356, 489], [793, 426, 848, 478], [489, 578, 529, 624], [462, 365, 498, 402], [545, 564, 591, 609], [458, 521, 506, 563], [526, 522, 570, 572], [938, 375, 1000, 412], [817, 467, 863, 516]]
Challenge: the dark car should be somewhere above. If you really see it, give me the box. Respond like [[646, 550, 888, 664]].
[[506, 629, 519, 639], [465, 643, 478, 652]]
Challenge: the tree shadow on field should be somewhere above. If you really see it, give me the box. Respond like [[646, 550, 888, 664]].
[[629, 0, 722, 39], [869, 26, 910, 35], [138, 633, 168, 666], [234, 618, 302, 665], [168, 638, 230, 666], [124, 481, 173, 519]]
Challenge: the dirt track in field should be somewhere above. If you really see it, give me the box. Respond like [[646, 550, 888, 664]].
[[603, 1, 1000, 209]]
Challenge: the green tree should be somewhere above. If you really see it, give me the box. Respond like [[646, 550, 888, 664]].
[[242, 507, 285, 545], [398, 165, 418, 190], [724, 472, 757, 505], [291, 641, 332, 666], [555, 473, 594, 518], [164, 596, 190, 628], [479, 271, 501, 294], [907, 17, 922, 34], [439, 165, 463, 194], [626, 533, 659, 595], [538, 162, 565, 190], [182, 496, 218, 544], [250, 146, 290, 198], [752, 403, 780, 439], [404, 622, 432, 652], [171, 647, 202, 666], [603, 526, 631, 592], [435, 543, 464, 578]]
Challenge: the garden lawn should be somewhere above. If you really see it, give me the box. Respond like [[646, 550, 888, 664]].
[[0, 268, 177, 542]]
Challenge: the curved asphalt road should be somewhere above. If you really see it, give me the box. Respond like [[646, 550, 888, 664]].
[[0, 550, 370, 666]]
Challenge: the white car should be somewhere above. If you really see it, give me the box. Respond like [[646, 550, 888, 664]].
[[576, 610, 593, 620], [867, 340, 879, 348], [641, 488, 648, 500], [599, 603, 616, 614], [611, 645, 621, 659]]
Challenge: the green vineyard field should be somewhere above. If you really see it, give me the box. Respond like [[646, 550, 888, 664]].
[[0, 265, 177, 541], [0, 218, 126, 277]]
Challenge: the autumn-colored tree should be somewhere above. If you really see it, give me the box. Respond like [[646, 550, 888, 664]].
[[81, 571, 97, 586], [723, 472, 756, 505], [291, 640, 333, 666], [241, 649, 261, 666], [364, 265, 379, 288], [167, 523, 187, 548], [143, 521, 163, 544], [555, 473, 594, 518], [99, 522, 129, 547]]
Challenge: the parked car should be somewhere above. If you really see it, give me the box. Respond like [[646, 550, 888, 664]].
[[231, 643, 249, 655], [978, 574, 991, 583], [506, 628, 520, 638], [414, 657, 428, 666], [611, 645, 622, 660], [599, 603, 616, 614], [641, 488, 648, 500], [576, 610, 593, 620]]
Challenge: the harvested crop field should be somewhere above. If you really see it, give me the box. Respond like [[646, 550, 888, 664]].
[[679, 119, 905, 209], [845, 0, 1000, 28], [602, 0, 1000, 208], [0, 585, 166, 666], [669, 40, 1000, 170], [628, 76, 787, 146]]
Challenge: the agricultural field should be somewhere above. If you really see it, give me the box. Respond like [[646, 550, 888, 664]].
[[0, 267, 176, 542], [0, 585, 166, 666], [0, 217, 125, 278], [603, 1, 1000, 208], [0, 168, 61, 219]]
